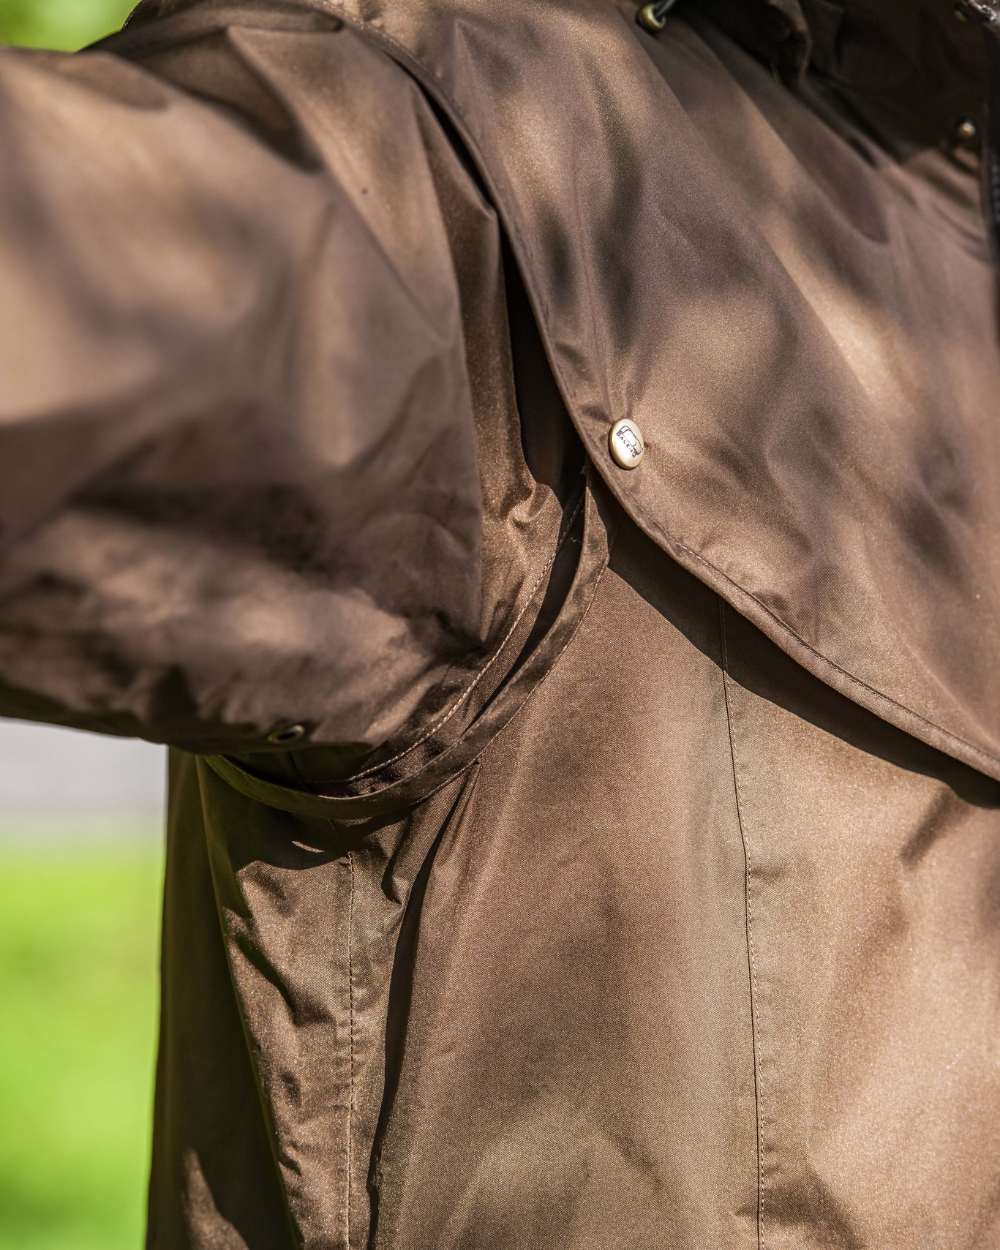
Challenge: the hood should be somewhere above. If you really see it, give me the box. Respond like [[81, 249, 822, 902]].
[[703, 0, 993, 149], [705, 0, 1000, 258]]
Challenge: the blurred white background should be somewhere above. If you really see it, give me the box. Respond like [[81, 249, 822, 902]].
[[0, 723, 165, 837]]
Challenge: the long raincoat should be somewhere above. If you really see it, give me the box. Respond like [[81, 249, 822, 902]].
[[1, 0, 999, 1246]]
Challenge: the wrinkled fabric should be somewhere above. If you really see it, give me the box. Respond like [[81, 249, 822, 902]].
[[1, 1, 999, 1247], [0, 9, 577, 757]]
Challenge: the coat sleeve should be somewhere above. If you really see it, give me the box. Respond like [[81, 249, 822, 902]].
[[0, 3, 515, 760]]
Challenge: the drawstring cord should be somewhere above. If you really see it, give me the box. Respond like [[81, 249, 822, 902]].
[[637, 0, 679, 33]]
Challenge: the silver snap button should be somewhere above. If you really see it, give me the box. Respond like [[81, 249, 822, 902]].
[[609, 418, 645, 469], [267, 724, 306, 745]]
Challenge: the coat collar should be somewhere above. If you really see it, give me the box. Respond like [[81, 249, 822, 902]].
[[701, 0, 992, 155]]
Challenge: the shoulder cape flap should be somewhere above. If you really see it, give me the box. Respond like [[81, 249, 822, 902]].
[[336, 0, 1000, 779]]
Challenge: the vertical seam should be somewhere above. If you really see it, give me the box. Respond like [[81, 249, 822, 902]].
[[719, 600, 765, 1250], [339, 486, 586, 783], [198, 761, 305, 1250], [346, 850, 356, 1250]]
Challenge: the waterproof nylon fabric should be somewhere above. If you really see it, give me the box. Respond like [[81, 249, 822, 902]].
[[0, 8, 577, 757], [0, 1, 998, 1247]]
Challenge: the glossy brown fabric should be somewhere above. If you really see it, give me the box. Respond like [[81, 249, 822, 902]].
[[1, 1, 998, 1247]]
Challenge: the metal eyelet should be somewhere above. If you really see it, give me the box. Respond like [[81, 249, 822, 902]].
[[266, 724, 307, 746], [637, 3, 668, 32]]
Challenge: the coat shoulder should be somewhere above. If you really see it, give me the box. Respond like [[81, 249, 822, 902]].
[[317, 0, 1000, 782], [101, 0, 1000, 782]]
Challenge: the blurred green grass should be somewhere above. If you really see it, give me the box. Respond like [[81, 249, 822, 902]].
[[0, 845, 162, 1250], [0, 0, 135, 49], [1, 8, 166, 1250], [0, 5, 169, 1247]]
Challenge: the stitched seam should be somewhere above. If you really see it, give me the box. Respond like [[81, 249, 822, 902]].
[[342, 485, 585, 782], [492, 477, 615, 734], [478, 544, 610, 757], [209, 482, 613, 818], [720, 601, 765, 1250], [346, 851, 355, 1250], [315, 1, 1000, 780], [199, 801, 303, 1250], [664, 524, 1000, 771], [569, 147, 614, 435], [442, 501, 613, 773]]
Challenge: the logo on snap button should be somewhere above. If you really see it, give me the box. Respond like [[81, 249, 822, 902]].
[[609, 419, 645, 469]]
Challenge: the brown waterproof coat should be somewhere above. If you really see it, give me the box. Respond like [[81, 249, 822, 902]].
[[1, 0, 999, 1246]]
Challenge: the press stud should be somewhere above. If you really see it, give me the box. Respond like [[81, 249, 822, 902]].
[[609, 419, 646, 469], [953, 115, 980, 150]]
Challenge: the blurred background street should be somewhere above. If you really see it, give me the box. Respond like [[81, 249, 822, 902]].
[[1, 6, 165, 1248]]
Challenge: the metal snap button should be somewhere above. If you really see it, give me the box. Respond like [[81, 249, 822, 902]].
[[609, 418, 645, 469], [267, 724, 307, 745], [953, 116, 980, 148]]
